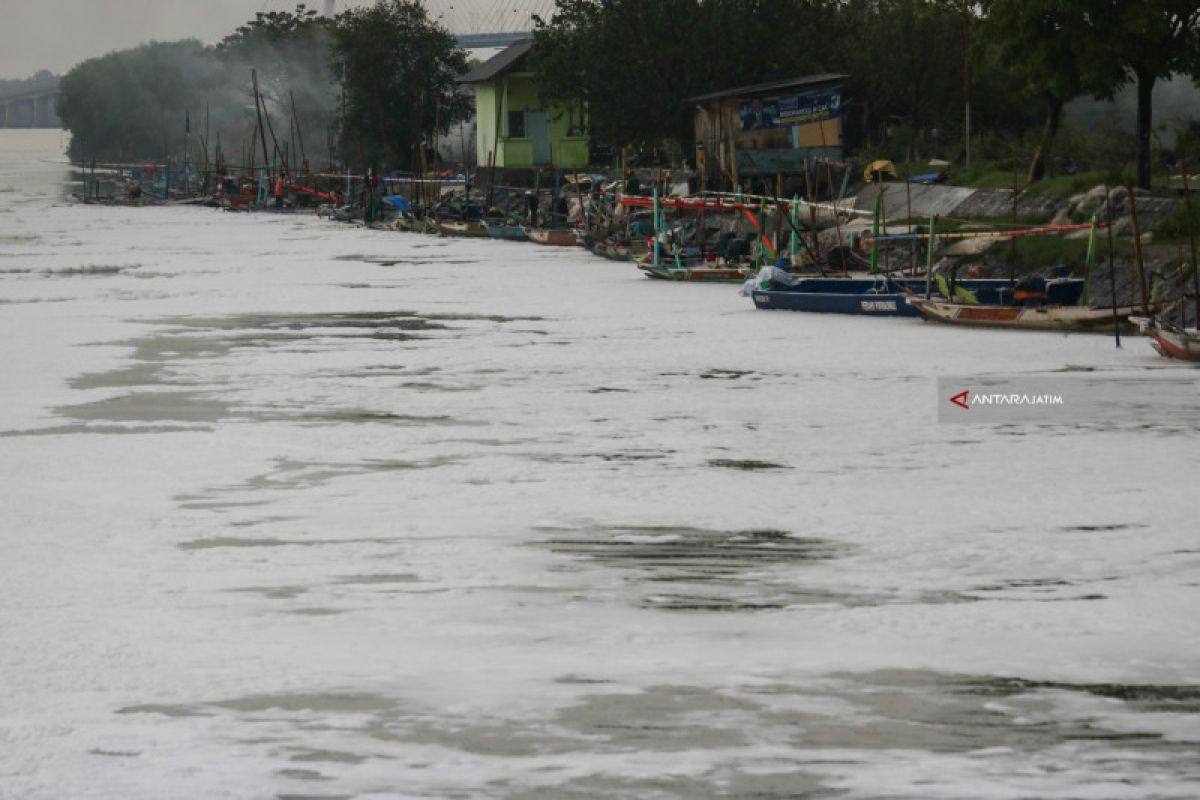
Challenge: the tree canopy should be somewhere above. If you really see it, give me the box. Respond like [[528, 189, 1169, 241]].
[[1076, 0, 1200, 188], [58, 40, 218, 163], [530, 0, 840, 149], [530, 0, 1032, 160], [215, 3, 337, 171], [329, 0, 470, 170], [56, 1, 467, 173], [982, 0, 1200, 188], [52, 0, 1200, 183]]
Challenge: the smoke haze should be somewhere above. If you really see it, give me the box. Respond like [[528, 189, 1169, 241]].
[[0, 0, 549, 80]]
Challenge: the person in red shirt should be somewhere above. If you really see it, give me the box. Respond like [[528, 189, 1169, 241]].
[[274, 175, 286, 208]]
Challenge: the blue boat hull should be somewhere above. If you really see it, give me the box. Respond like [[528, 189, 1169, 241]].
[[751, 289, 919, 316], [751, 277, 1084, 317], [481, 221, 527, 240]]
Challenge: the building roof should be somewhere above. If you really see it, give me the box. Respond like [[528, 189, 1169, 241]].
[[684, 73, 849, 104], [459, 39, 534, 84]]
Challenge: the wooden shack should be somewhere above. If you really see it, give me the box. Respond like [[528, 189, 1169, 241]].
[[687, 73, 848, 189]]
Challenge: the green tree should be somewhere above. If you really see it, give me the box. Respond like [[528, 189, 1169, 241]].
[[834, 0, 969, 156], [531, 0, 1028, 160], [216, 4, 337, 171], [1071, 1, 1200, 189], [58, 40, 218, 162], [330, 0, 469, 170], [531, 0, 838, 151], [980, 0, 1084, 183]]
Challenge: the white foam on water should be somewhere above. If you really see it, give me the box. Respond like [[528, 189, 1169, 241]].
[[1, 130, 1198, 799]]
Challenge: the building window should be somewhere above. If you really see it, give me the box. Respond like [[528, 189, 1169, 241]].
[[508, 111, 525, 138]]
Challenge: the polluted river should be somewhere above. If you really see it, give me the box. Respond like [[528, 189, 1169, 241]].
[[2, 130, 1199, 799]]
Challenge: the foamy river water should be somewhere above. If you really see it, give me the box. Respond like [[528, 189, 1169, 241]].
[[2, 130, 1199, 798]]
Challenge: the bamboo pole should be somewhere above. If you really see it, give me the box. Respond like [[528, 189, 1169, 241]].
[[772, 173, 783, 255], [652, 186, 660, 268], [251, 70, 270, 179], [1082, 214, 1099, 305], [1105, 185, 1121, 347], [803, 158, 817, 237], [290, 90, 307, 168], [1009, 166, 1019, 281], [925, 215, 936, 299], [259, 75, 285, 175], [727, 104, 739, 192], [865, 222, 1105, 243], [789, 194, 799, 260], [825, 160, 844, 254], [880, 182, 889, 272], [869, 193, 880, 274], [1183, 166, 1199, 327], [202, 102, 210, 193], [1126, 181, 1151, 314], [906, 171, 914, 273]]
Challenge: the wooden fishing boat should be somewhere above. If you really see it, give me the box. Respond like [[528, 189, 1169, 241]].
[[590, 236, 648, 262], [382, 216, 435, 234], [907, 296, 1150, 332], [430, 219, 490, 238], [526, 226, 583, 247], [480, 219, 528, 241], [1133, 317, 1200, 361], [751, 274, 1083, 318], [636, 255, 749, 282]]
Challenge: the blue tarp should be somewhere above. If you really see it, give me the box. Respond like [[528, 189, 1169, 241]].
[[382, 195, 412, 210]]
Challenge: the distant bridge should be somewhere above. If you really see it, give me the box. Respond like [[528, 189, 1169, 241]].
[[0, 84, 61, 129]]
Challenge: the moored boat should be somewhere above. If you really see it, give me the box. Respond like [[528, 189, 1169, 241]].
[[638, 261, 750, 282], [481, 219, 528, 241], [748, 269, 1083, 317], [1133, 317, 1200, 361], [590, 234, 648, 262], [751, 276, 924, 316], [907, 296, 1150, 332], [526, 226, 583, 247], [636, 252, 750, 282], [430, 219, 490, 238]]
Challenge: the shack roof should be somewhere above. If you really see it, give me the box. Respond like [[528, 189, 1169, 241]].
[[685, 73, 849, 104], [459, 39, 534, 84]]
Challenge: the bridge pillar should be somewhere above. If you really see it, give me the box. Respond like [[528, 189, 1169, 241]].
[[35, 94, 60, 128], [8, 97, 35, 127]]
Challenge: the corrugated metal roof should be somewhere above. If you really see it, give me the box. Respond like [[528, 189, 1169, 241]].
[[459, 39, 534, 84], [685, 73, 849, 103]]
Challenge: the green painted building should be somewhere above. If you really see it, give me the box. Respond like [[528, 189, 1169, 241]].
[[460, 40, 589, 170]]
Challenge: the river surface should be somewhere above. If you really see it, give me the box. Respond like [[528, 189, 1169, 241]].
[[2, 129, 1199, 799]]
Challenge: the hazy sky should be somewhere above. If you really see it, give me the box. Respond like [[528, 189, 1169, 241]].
[[0, 0, 548, 79]]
